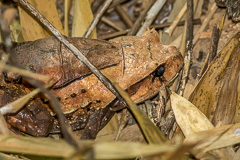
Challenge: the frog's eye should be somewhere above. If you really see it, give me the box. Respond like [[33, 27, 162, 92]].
[[154, 66, 165, 77]]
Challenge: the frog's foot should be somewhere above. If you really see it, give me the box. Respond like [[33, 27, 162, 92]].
[[80, 106, 115, 139], [6, 100, 53, 137]]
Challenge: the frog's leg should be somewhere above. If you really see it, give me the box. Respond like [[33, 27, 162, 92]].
[[80, 106, 115, 139]]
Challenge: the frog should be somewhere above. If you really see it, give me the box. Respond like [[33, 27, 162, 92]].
[[2, 29, 183, 138]]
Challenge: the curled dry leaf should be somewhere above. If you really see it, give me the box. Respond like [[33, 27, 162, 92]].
[[189, 32, 240, 126], [170, 91, 237, 159], [170, 91, 214, 137]]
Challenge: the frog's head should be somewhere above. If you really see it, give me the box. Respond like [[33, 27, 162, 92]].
[[115, 29, 183, 88], [140, 29, 183, 83]]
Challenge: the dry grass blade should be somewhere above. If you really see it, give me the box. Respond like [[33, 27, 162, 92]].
[[0, 63, 50, 83], [0, 135, 76, 158], [0, 88, 40, 115], [185, 123, 240, 153], [0, 114, 10, 135], [165, 2, 187, 36], [193, 3, 217, 45], [0, 134, 179, 159], [106, 75, 167, 144]]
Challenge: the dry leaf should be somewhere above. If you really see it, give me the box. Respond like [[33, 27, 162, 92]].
[[18, 0, 64, 41], [170, 91, 237, 159], [185, 123, 240, 153], [71, 0, 96, 38], [170, 91, 214, 137], [189, 32, 240, 126]]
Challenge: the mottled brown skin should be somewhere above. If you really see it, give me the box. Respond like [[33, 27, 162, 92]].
[[3, 29, 183, 138], [9, 37, 122, 88]]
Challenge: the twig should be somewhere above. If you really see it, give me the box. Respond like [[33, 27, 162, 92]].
[[108, 0, 129, 11], [83, 0, 113, 38], [193, 3, 218, 45], [207, 25, 220, 66], [197, 13, 226, 80], [165, 3, 187, 36], [115, 5, 133, 27], [101, 16, 123, 31], [99, 19, 201, 40], [127, 0, 155, 36], [99, 29, 130, 40], [136, 0, 167, 36], [179, 0, 193, 96]]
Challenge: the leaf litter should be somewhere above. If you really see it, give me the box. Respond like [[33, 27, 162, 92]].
[[0, 0, 240, 159]]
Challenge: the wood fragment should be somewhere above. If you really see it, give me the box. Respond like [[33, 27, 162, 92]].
[[165, 3, 187, 36], [193, 3, 218, 45], [83, 0, 113, 38], [207, 25, 220, 66], [127, 0, 155, 36], [115, 5, 133, 27], [136, 0, 167, 36], [99, 19, 201, 40], [101, 16, 123, 31], [197, 13, 225, 80], [179, 0, 193, 96]]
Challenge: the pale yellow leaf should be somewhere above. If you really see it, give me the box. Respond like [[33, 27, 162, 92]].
[[18, 0, 64, 41], [185, 123, 240, 153], [71, 0, 96, 38], [170, 91, 214, 137]]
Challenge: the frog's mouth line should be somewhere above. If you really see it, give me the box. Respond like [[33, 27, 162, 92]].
[[53, 63, 119, 89]]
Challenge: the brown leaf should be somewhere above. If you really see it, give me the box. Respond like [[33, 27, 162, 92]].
[[189, 32, 240, 126]]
